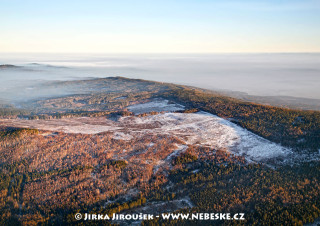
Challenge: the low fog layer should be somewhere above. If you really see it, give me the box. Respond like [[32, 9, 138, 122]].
[[1, 53, 320, 106]]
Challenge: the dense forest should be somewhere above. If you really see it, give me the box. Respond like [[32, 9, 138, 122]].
[[1, 128, 320, 225], [143, 153, 320, 225], [0, 77, 320, 225], [161, 86, 320, 151]]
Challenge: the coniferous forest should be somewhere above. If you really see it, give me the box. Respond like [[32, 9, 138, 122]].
[[0, 77, 319, 225]]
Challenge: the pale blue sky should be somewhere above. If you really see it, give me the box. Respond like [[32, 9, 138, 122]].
[[1, 0, 320, 53]]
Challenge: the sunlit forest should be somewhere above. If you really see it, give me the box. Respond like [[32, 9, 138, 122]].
[[0, 77, 320, 225]]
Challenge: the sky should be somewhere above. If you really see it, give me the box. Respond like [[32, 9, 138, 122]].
[[1, 0, 320, 53]]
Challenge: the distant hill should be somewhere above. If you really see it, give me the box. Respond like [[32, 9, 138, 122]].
[[0, 64, 21, 69], [28, 63, 69, 69], [222, 90, 320, 111]]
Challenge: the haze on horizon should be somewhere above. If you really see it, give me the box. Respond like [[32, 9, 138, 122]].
[[1, 1, 320, 109], [0, 53, 320, 105]]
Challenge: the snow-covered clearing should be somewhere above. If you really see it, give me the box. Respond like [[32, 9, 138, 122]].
[[118, 112, 292, 161], [0, 100, 292, 162], [128, 99, 185, 114]]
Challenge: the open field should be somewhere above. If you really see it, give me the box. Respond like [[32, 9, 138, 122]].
[[0, 99, 291, 162]]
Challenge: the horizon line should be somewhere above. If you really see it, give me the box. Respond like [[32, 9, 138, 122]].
[[1, 51, 320, 55]]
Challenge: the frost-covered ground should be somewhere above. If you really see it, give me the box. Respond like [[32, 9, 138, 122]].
[[128, 99, 185, 114], [0, 111, 292, 162], [117, 112, 292, 161]]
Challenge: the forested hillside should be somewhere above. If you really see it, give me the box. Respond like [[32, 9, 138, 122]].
[[0, 77, 320, 225], [2, 77, 320, 152], [161, 85, 320, 151]]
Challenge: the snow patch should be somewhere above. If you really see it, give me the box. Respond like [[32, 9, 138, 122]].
[[119, 112, 292, 161], [0, 111, 292, 161], [128, 99, 184, 114], [112, 132, 133, 141]]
